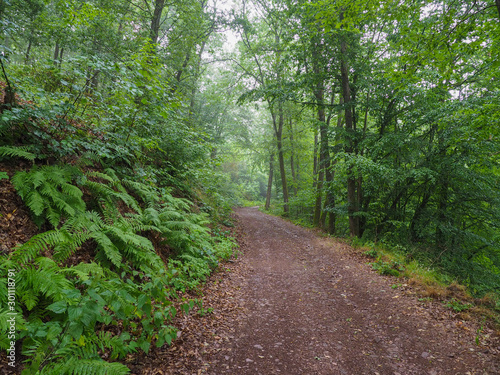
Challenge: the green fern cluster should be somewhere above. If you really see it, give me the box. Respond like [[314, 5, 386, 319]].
[[12, 165, 85, 228], [0, 252, 176, 374], [1, 163, 237, 374]]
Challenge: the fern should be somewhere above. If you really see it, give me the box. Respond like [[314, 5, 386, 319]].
[[12, 165, 85, 228], [122, 178, 159, 205], [16, 257, 73, 310], [0, 145, 36, 161], [10, 230, 66, 264], [75, 151, 101, 167], [2, 160, 232, 374], [41, 358, 130, 375], [83, 170, 141, 214]]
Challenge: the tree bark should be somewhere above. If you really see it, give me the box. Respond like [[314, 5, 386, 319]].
[[289, 119, 298, 197], [410, 188, 431, 241], [150, 0, 165, 44], [312, 125, 323, 224], [265, 152, 274, 210], [340, 37, 360, 237], [59, 48, 64, 67], [25, 39, 32, 63], [53, 42, 59, 62], [272, 104, 289, 214]]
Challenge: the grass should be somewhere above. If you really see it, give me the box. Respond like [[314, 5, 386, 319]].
[[352, 239, 500, 329]]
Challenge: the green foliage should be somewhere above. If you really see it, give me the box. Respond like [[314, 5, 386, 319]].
[[1, 158, 238, 372], [0, 0, 239, 373], [0, 145, 36, 161], [363, 248, 378, 258], [444, 299, 473, 313], [11, 165, 85, 228], [371, 259, 403, 277]]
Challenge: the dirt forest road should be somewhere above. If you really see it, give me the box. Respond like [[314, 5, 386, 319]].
[[204, 207, 499, 375]]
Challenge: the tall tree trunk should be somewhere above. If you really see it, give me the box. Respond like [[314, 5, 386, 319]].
[[189, 40, 207, 119], [311, 40, 335, 233], [313, 168, 324, 226], [340, 37, 360, 237], [436, 141, 449, 248], [312, 126, 323, 224], [289, 119, 298, 197], [410, 188, 432, 241], [273, 104, 289, 214], [265, 152, 274, 210], [312, 129, 319, 189]]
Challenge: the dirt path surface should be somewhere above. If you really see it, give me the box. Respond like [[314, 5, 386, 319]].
[[203, 207, 498, 375]]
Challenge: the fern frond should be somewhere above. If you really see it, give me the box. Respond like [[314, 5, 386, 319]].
[[0, 145, 36, 161], [31, 257, 73, 300], [96, 331, 132, 360], [12, 166, 86, 228], [41, 358, 130, 375], [52, 228, 92, 263], [10, 230, 63, 263], [86, 171, 116, 184], [163, 195, 191, 211], [123, 179, 159, 205], [92, 231, 123, 268], [26, 189, 46, 216], [76, 151, 101, 167], [84, 179, 140, 213], [64, 262, 106, 281]]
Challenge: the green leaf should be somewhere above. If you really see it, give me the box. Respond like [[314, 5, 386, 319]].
[[47, 300, 68, 314]]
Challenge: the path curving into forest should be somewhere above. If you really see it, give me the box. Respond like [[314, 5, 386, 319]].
[[204, 207, 498, 375]]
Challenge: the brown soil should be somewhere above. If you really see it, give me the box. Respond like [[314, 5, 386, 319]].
[[199, 207, 499, 375], [0, 162, 39, 256]]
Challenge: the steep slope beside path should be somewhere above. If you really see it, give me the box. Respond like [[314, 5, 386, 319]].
[[206, 207, 498, 375]]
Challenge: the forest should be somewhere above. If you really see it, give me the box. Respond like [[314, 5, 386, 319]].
[[0, 0, 499, 373]]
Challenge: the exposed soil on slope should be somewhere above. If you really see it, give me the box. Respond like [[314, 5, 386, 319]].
[[0, 162, 39, 256], [145, 207, 499, 375]]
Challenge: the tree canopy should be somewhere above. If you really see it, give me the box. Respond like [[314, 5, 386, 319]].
[[0, 0, 499, 372]]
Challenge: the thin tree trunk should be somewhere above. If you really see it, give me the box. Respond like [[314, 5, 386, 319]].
[[436, 141, 449, 248], [410, 188, 431, 241], [289, 119, 298, 196], [313, 168, 324, 226], [274, 104, 289, 214], [311, 40, 335, 233], [25, 39, 32, 63], [265, 153, 274, 210], [53, 42, 59, 62], [312, 129, 319, 189], [59, 48, 64, 67], [189, 40, 207, 118]]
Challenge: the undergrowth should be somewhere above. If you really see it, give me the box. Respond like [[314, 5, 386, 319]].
[[0, 98, 239, 373]]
